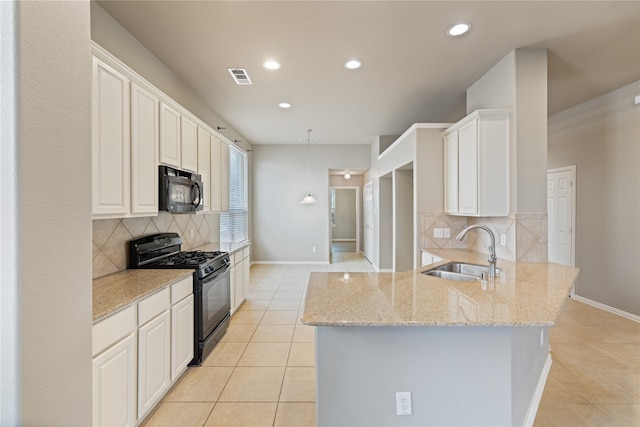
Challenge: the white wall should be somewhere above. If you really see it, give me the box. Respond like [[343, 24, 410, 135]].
[[548, 81, 640, 316], [467, 49, 548, 214], [366, 126, 448, 270], [1, 1, 93, 424], [252, 144, 370, 262]]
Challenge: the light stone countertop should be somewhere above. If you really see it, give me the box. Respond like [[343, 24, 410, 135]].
[[193, 241, 250, 255], [301, 249, 580, 327], [93, 269, 193, 322]]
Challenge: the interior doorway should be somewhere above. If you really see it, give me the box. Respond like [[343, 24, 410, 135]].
[[329, 186, 360, 262], [547, 166, 576, 266]]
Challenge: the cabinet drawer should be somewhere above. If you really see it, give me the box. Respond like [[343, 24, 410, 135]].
[[93, 305, 136, 357], [138, 287, 170, 326], [234, 252, 243, 266], [171, 276, 193, 304]]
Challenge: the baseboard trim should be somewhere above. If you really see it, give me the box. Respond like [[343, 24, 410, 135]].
[[251, 261, 330, 265], [522, 353, 552, 427], [571, 295, 640, 323]]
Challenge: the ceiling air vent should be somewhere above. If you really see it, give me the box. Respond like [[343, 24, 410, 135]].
[[228, 68, 252, 85]]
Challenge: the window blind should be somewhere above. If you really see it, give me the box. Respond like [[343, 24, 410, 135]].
[[220, 144, 248, 244]]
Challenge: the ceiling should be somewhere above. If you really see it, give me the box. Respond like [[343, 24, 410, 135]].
[[96, 1, 640, 146]]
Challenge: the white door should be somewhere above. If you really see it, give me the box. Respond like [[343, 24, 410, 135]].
[[547, 167, 575, 266], [363, 182, 374, 262]]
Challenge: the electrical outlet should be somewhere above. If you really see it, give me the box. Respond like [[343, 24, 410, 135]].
[[444, 228, 451, 238], [500, 233, 507, 246], [396, 392, 412, 416], [189, 229, 194, 238], [312, 246, 317, 253], [433, 228, 444, 238]]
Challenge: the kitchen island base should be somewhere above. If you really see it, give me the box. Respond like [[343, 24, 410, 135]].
[[315, 325, 551, 427]]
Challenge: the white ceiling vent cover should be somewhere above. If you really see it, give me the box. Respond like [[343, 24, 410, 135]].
[[228, 68, 252, 85]]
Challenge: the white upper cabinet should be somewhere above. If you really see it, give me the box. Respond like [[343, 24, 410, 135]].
[[130, 83, 159, 216], [159, 102, 181, 168], [443, 131, 459, 214], [443, 109, 510, 217], [92, 42, 235, 219], [180, 116, 198, 172], [159, 102, 199, 173], [92, 56, 131, 218], [197, 127, 211, 212]]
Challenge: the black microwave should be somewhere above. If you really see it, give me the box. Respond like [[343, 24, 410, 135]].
[[159, 165, 203, 214]]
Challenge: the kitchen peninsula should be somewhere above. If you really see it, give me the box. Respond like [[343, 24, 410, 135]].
[[302, 249, 579, 427]]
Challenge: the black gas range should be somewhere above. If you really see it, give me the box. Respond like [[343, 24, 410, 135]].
[[129, 232, 231, 366]]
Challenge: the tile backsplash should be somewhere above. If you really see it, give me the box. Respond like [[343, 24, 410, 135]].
[[92, 212, 215, 279], [419, 211, 548, 263]]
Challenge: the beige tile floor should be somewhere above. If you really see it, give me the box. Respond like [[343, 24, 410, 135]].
[[143, 254, 639, 427], [534, 297, 640, 426]]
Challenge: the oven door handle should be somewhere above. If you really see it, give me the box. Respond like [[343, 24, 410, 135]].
[[220, 263, 231, 275], [202, 262, 231, 285]]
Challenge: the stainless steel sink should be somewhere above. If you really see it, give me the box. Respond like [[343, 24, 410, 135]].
[[422, 262, 499, 282]]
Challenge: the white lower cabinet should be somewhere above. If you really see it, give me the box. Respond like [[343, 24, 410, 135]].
[[242, 247, 251, 299], [137, 288, 171, 420], [137, 313, 170, 420], [230, 246, 251, 314], [92, 306, 137, 427], [171, 277, 194, 381], [92, 276, 194, 426], [92, 334, 137, 427], [230, 253, 237, 314], [421, 250, 443, 266]]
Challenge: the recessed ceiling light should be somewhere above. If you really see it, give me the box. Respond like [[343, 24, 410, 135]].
[[447, 22, 471, 37], [278, 102, 291, 109], [345, 59, 362, 70], [263, 60, 281, 70]]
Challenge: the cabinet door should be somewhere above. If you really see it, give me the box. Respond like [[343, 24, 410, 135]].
[[92, 333, 136, 427], [171, 294, 194, 381], [242, 256, 251, 299], [443, 131, 459, 214], [159, 103, 181, 168], [457, 119, 478, 215], [220, 141, 230, 212], [210, 136, 222, 212], [130, 83, 159, 216], [92, 56, 130, 218], [181, 116, 198, 172], [197, 128, 211, 212], [235, 258, 245, 308], [230, 265, 237, 314], [138, 311, 171, 420]]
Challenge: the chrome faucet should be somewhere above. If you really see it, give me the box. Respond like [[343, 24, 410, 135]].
[[456, 225, 498, 279]]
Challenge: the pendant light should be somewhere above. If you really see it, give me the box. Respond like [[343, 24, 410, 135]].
[[300, 129, 317, 204]]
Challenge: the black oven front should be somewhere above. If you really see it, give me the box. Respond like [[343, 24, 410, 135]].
[[191, 263, 231, 366]]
